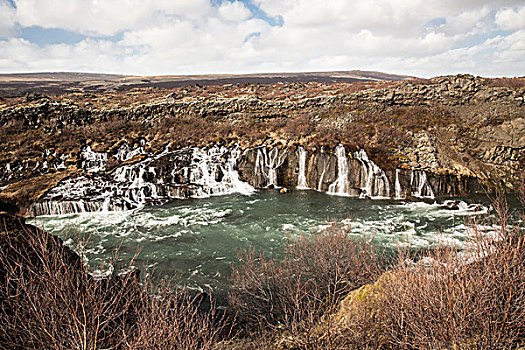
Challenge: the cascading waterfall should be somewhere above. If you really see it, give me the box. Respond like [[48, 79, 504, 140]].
[[328, 144, 350, 196], [317, 147, 328, 192], [296, 146, 309, 189], [410, 170, 435, 198], [354, 149, 390, 198], [26, 143, 455, 217], [190, 146, 255, 197], [80, 145, 107, 172], [115, 141, 146, 161], [355, 149, 373, 197], [395, 169, 403, 199], [30, 145, 255, 216], [254, 146, 287, 188], [222, 148, 255, 195]]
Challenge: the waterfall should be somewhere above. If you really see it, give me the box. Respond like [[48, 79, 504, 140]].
[[328, 144, 350, 196], [189, 146, 255, 197], [29, 143, 448, 217], [266, 147, 287, 187], [317, 147, 328, 192], [115, 141, 145, 161], [33, 145, 254, 216], [80, 145, 107, 172], [222, 147, 255, 195], [254, 149, 264, 184], [28, 199, 131, 217], [354, 149, 391, 198], [297, 146, 309, 189], [373, 170, 391, 198], [410, 170, 435, 198], [254, 146, 287, 188], [395, 169, 403, 199]]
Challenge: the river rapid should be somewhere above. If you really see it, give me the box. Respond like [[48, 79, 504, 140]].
[[29, 189, 498, 295]]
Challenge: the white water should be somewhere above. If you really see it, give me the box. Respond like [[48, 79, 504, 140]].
[[80, 145, 107, 172], [27, 144, 454, 217], [354, 149, 391, 198], [254, 146, 287, 188], [395, 169, 403, 199], [297, 146, 309, 189], [30, 191, 494, 291], [30, 146, 255, 216], [317, 147, 328, 192], [410, 170, 435, 198], [328, 144, 350, 196], [115, 140, 145, 161], [189, 146, 255, 198]]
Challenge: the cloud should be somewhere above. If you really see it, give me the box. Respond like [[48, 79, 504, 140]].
[[13, 0, 214, 36], [0, 0, 16, 37], [218, 1, 252, 22], [495, 6, 525, 31], [0, 0, 523, 77]]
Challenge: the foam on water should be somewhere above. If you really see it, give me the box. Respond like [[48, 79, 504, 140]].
[[30, 191, 497, 292]]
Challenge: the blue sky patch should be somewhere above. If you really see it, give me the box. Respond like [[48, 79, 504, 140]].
[[458, 29, 512, 48], [212, 0, 283, 26], [19, 26, 123, 47], [244, 31, 261, 43], [20, 27, 87, 46], [427, 17, 446, 27]]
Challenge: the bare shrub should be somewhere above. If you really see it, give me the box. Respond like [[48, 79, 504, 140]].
[[127, 282, 229, 350], [0, 217, 140, 349], [335, 197, 525, 350], [284, 113, 315, 138], [228, 223, 385, 346], [0, 216, 228, 350]]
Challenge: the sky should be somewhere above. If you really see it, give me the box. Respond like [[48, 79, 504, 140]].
[[0, 0, 524, 77]]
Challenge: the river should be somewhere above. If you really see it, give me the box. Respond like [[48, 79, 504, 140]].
[[28, 189, 499, 295]]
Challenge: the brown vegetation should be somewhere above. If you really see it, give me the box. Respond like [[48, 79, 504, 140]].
[[0, 215, 227, 350], [327, 197, 525, 350], [1, 193, 524, 349], [227, 225, 384, 340], [486, 77, 525, 88]]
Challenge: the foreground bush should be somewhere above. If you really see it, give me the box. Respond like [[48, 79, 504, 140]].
[[0, 215, 225, 350], [227, 224, 385, 346], [333, 198, 525, 350]]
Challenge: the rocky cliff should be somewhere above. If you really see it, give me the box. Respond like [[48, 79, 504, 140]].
[[0, 74, 523, 215]]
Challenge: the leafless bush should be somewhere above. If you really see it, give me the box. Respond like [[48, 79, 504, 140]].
[[0, 217, 228, 350], [0, 218, 140, 349], [127, 281, 229, 350], [228, 223, 385, 346], [284, 113, 315, 138], [335, 196, 525, 350]]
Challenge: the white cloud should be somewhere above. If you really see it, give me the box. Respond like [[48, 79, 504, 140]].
[[495, 6, 525, 31], [13, 0, 213, 36], [0, 0, 16, 37], [492, 30, 525, 63], [218, 1, 251, 22], [0, 0, 523, 77]]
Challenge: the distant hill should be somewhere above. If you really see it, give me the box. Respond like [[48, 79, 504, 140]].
[[0, 70, 413, 97]]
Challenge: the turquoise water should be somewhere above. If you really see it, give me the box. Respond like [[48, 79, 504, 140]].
[[30, 190, 494, 293]]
